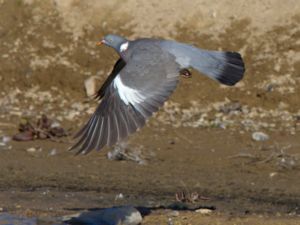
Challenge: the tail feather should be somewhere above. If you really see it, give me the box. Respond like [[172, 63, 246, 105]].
[[160, 41, 245, 86], [208, 51, 245, 86]]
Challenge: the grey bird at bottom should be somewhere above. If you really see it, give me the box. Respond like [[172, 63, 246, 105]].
[[70, 34, 245, 155]]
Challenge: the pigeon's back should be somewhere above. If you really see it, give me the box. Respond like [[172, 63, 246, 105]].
[[123, 39, 180, 89]]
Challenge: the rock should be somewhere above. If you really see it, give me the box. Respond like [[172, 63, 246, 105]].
[[269, 172, 278, 178], [195, 208, 213, 214], [71, 102, 86, 112], [62, 206, 142, 225], [65, 110, 79, 121], [219, 101, 242, 114], [1, 136, 11, 144], [37, 132, 48, 139], [168, 218, 174, 225], [49, 127, 66, 137], [252, 131, 269, 141], [49, 149, 57, 156], [115, 193, 124, 201], [50, 121, 61, 128], [26, 147, 36, 153], [212, 11, 217, 18], [0, 136, 11, 147], [168, 210, 179, 217], [84, 76, 98, 97], [274, 63, 281, 72], [13, 131, 34, 141]]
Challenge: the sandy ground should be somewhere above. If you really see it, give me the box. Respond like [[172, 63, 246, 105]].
[[0, 0, 299, 224]]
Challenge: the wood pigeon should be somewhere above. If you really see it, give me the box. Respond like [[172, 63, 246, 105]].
[[70, 34, 245, 154]]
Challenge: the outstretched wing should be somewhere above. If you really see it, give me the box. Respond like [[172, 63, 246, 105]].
[[70, 44, 180, 154]]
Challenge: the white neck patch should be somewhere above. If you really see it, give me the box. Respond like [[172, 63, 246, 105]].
[[120, 42, 129, 52]]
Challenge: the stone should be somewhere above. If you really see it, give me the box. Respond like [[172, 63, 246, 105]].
[[269, 172, 277, 178], [13, 131, 34, 141], [49, 149, 57, 156], [62, 206, 142, 225], [50, 121, 61, 128], [1, 136, 11, 144], [252, 131, 269, 141], [168, 210, 179, 217], [195, 208, 213, 214], [65, 110, 79, 121], [84, 76, 98, 97], [26, 147, 36, 153], [115, 193, 124, 201]]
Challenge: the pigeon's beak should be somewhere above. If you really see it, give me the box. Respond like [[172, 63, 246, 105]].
[[96, 40, 105, 46]]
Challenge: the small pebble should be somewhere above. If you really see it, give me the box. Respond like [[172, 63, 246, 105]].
[[26, 147, 36, 153], [1, 136, 11, 144], [269, 172, 277, 178], [252, 131, 269, 141], [195, 208, 213, 214], [50, 121, 61, 128], [168, 218, 174, 225], [115, 193, 124, 200], [65, 110, 79, 121], [84, 76, 98, 97], [168, 210, 179, 217], [48, 148, 57, 156], [0, 136, 11, 147]]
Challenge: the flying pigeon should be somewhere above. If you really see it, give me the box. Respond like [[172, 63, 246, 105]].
[[70, 34, 245, 154]]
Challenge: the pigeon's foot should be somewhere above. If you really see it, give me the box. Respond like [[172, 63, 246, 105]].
[[179, 68, 192, 78]]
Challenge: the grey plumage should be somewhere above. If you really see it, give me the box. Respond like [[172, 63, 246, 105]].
[[160, 41, 245, 85], [70, 34, 245, 154]]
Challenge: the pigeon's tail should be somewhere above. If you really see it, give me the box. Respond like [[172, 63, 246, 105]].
[[160, 41, 245, 86], [191, 50, 245, 86]]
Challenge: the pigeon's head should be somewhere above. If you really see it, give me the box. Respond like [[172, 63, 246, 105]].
[[98, 34, 128, 53]]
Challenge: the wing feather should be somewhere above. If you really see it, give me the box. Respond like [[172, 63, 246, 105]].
[[70, 43, 180, 154]]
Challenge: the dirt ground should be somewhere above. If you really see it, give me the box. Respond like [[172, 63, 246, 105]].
[[0, 0, 299, 224]]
